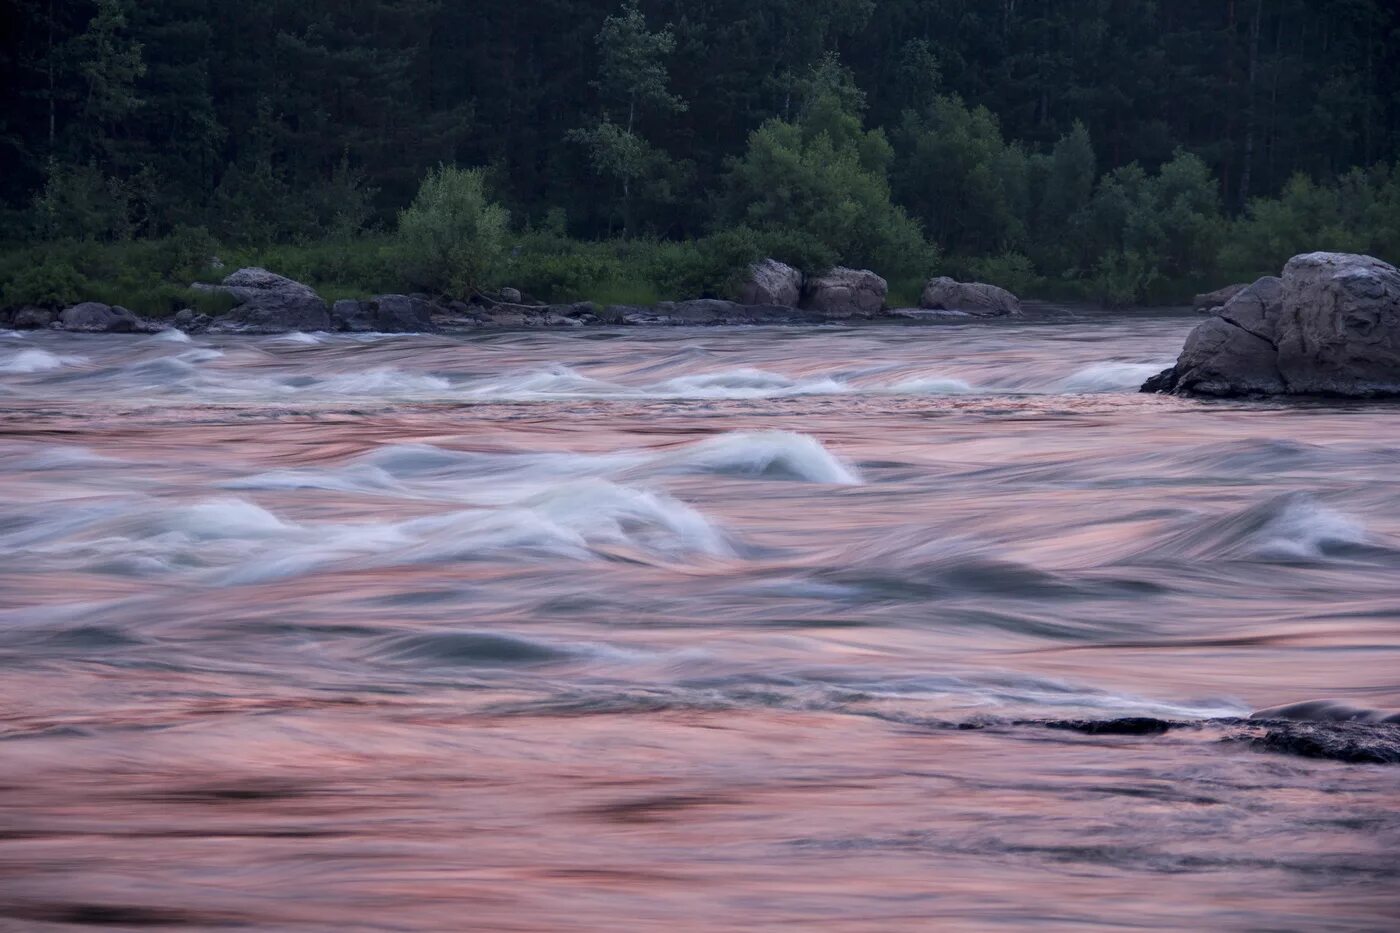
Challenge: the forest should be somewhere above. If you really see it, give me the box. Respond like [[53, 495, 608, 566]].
[[2, 0, 1399, 312]]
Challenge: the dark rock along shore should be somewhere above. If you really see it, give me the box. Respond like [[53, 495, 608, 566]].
[[3, 260, 1028, 336]]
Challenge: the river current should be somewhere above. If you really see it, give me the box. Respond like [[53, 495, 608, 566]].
[[1, 316, 1397, 930]]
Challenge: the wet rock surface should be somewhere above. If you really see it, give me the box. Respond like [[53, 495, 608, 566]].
[[920, 277, 1022, 317], [801, 267, 888, 318], [1193, 283, 1248, 314], [58, 302, 152, 333], [330, 294, 439, 333], [1145, 252, 1400, 397], [194, 267, 331, 334], [1023, 715, 1400, 765], [738, 258, 804, 307]]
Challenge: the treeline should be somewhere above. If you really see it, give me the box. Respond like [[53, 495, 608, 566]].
[[2, 0, 1399, 311]]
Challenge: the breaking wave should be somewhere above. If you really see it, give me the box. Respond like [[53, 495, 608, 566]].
[[0, 348, 86, 374], [1130, 493, 1377, 563]]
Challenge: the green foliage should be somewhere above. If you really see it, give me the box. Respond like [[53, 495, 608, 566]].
[[1077, 151, 1224, 300], [396, 166, 508, 297], [1221, 163, 1400, 281], [3, 2, 1400, 308], [500, 237, 624, 303], [722, 57, 933, 279], [2, 259, 88, 309], [1091, 251, 1164, 308], [894, 95, 1029, 256], [960, 252, 1040, 298], [32, 161, 134, 241]]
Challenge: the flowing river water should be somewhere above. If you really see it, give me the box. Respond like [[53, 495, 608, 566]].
[[1, 316, 1398, 930]]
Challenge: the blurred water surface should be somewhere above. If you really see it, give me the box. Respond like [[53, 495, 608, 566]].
[[1, 318, 1397, 930]]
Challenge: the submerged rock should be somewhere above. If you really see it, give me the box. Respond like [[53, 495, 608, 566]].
[[802, 267, 887, 318], [738, 258, 803, 307], [1144, 253, 1400, 397], [920, 277, 1022, 317], [194, 267, 331, 334], [1025, 714, 1400, 765], [59, 302, 149, 333], [1243, 720, 1400, 765]]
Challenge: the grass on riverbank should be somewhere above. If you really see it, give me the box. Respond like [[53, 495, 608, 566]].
[[1, 228, 1237, 320]]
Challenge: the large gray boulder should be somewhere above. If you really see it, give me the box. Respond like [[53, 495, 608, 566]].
[[801, 267, 887, 318], [1193, 283, 1249, 314], [738, 258, 803, 307], [1276, 252, 1400, 395], [330, 295, 438, 333], [1144, 253, 1400, 397], [59, 302, 146, 333], [920, 277, 1022, 317], [195, 267, 330, 333]]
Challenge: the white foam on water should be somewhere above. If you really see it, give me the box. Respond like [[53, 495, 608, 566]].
[[0, 348, 86, 374], [396, 480, 733, 565], [223, 463, 406, 495], [646, 431, 863, 485], [887, 375, 978, 395], [0, 445, 124, 471], [1249, 497, 1370, 561], [227, 432, 862, 499], [309, 368, 452, 396], [148, 329, 193, 344], [1131, 493, 1376, 564], [267, 331, 326, 345], [1060, 362, 1167, 393], [2, 476, 736, 584], [465, 365, 632, 400], [653, 368, 849, 399]]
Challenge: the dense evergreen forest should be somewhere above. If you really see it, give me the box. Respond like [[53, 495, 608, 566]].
[[3, 0, 1399, 311]]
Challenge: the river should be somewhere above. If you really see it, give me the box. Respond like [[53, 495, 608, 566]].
[[1, 316, 1397, 930]]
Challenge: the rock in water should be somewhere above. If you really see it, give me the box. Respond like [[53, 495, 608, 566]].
[[1149, 277, 1286, 396], [330, 295, 439, 333], [920, 277, 1022, 317], [59, 302, 146, 333], [1276, 252, 1400, 395], [1193, 283, 1248, 314], [738, 258, 803, 307], [801, 267, 887, 318], [10, 307, 56, 330], [1143, 253, 1400, 397], [195, 267, 331, 333]]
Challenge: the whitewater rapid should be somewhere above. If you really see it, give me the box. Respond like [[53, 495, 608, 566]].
[[1, 317, 1398, 931]]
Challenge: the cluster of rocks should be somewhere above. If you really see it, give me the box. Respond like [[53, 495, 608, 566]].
[[3, 302, 161, 334], [1145, 251, 1400, 398], [3, 259, 1026, 336]]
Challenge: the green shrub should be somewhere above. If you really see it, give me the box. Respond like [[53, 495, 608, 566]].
[[156, 225, 222, 280], [397, 165, 508, 298], [498, 237, 622, 302], [1090, 250, 1162, 307], [961, 251, 1040, 296], [2, 259, 88, 308]]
